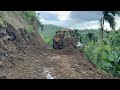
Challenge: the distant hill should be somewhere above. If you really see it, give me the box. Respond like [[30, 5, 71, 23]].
[[78, 29, 101, 37], [38, 24, 68, 46], [38, 24, 110, 46], [38, 24, 68, 37], [77, 28, 109, 38], [38, 24, 109, 38]]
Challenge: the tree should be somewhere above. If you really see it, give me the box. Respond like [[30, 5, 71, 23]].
[[86, 33, 94, 40], [99, 11, 120, 39], [41, 24, 44, 31]]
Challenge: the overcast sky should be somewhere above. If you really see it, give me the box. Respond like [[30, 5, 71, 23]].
[[35, 11, 120, 30]]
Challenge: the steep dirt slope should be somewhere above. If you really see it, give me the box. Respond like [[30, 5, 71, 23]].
[[0, 11, 48, 78], [0, 11, 48, 57]]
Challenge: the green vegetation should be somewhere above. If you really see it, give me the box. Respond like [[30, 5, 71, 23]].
[[0, 16, 6, 27], [39, 24, 67, 36], [39, 23, 120, 77], [76, 29, 108, 45], [21, 11, 41, 33], [38, 24, 67, 47], [83, 31, 120, 77], [26, 25, 34, 33], [21, 11, 36, 24], [38, 24, 108, 47], [37, 11, 120, 77], [40, 34, 52, 46], [82, 11, 120, 77]]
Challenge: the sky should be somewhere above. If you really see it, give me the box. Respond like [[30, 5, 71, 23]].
[[35, 11, 120, 30]]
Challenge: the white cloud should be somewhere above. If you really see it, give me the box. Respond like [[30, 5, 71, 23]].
[[63, 16, 120, 30], [36, 11, 120, 30], [57, 11, 71, 21], [46, 11, 71, 21], [36, 11, 71, 21], [39, 17, 63, 26], [69, 21, 100, 30]]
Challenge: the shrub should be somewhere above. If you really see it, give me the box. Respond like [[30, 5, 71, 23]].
[[111, 32, 120, 47], [26, 25, 33, 33], [83, 34, 120, 77], [0, 17, 6, 27]]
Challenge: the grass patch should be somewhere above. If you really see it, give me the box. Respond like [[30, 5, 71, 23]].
[[0, 17, 6, 27], [26, 25, 33, 33]]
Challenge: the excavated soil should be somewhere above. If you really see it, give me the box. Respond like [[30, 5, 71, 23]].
[[0, 11, 118, 79], [0, 45, 118, 79], [0, 24, 118, 79]]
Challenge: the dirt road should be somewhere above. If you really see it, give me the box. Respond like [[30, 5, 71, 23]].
[[0, 46, 116, 79]]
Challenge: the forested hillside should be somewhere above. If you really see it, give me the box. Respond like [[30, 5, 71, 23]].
[[38, 24, 67, 46], [39, 25, 108, 47]]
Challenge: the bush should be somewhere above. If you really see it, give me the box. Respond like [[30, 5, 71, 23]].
[[21, 11, 41, 31], [84, 41, 94, 61], [26, 25, 33, 33], [111, 33, 120, 47], [22, 11, 36, 23], [0, 17, 6, 27], [40, 34, 53, 47], [83, 33, 120, 77]]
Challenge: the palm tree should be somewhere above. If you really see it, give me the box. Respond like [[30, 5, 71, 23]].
[[100, 11, 120, 39]]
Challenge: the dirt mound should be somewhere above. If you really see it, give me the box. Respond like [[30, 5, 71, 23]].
[[0, 20, 48, 69], [0, 48, 117, 79], [54, 46, 79, 55], [61, 37, 77, 48]]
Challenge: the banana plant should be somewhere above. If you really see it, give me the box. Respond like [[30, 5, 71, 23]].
[[102, 47, 120, 76]]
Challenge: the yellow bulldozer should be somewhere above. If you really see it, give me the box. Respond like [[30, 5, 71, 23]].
[[53, 30, 77, 49]]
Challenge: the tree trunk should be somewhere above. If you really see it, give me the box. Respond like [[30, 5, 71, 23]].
[[100, 18, 104, 39], [101, 26, 103, 39]]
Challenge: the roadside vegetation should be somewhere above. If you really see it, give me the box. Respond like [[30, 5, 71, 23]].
[[83, 11, 120, 77], [21, 11, 42, 33], [39, 11, 120, 77]]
